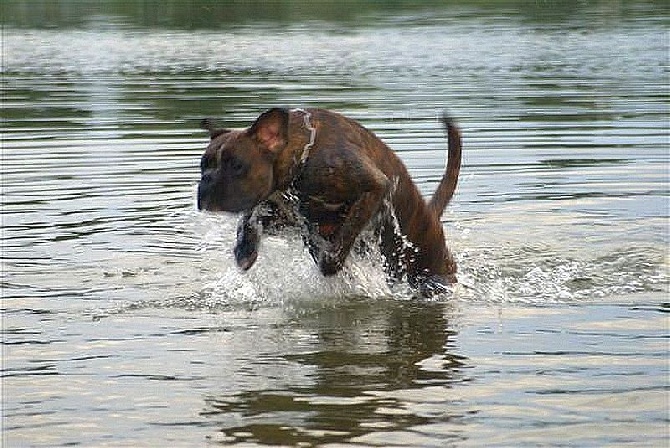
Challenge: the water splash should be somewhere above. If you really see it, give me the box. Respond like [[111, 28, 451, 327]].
[[457, 243, 668, 304], [192, 212, 396, 305], [183, 207, 670, 309], [96, 210, 667, 316]]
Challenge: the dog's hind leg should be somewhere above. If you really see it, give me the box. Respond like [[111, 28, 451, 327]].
[[417, 275, 453, 298]]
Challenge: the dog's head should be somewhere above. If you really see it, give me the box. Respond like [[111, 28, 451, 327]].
[[197, 108, 289, 213]]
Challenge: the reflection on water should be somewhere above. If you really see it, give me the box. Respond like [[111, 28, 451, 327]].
[[2, 1, 668, 446], [201, 300, 462, 445]]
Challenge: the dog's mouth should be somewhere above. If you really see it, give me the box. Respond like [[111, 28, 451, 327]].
[[197, 199, 221, 213], [197, 195, 242, 214], [198, 201, 248, 215], [198, 175, 274, 214], [197, 187, 254, 214], [196, 184, 225, 213], [196, 194, 216, 212]]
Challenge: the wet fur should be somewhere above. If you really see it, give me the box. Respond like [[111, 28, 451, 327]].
[[197, 108, 462, 295]]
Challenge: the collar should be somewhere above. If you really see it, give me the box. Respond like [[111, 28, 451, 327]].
[[292, 108, 316, 165], [269, 108, 319, 195]]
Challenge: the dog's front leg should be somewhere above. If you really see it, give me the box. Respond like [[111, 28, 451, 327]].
[[234, 209, 261, 271], [317, 170, 390, 276]]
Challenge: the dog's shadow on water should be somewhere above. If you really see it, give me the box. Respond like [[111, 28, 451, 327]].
[[200, 297, 468, 446]]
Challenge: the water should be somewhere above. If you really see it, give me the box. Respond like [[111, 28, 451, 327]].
[[2, 1, 668, 446]]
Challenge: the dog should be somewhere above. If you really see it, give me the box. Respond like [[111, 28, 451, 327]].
[[197, 108, 462, 295]]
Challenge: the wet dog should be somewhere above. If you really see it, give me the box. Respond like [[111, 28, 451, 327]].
[[197, 108, 461, 295]]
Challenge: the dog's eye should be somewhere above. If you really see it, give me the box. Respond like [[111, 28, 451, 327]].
[[227, 157, 247, 176]]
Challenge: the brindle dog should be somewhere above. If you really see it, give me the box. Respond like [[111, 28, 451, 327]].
[[197, 108, 462, 295]]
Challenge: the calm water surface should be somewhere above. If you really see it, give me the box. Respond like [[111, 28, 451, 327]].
[[2, 1, 669, 446]]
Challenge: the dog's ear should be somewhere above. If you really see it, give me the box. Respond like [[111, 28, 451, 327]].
[[247, 108, 289, 154], [200, 118, 232, 140]]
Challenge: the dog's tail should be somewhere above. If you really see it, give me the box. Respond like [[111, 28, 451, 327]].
[[428, 113, 462, 218]]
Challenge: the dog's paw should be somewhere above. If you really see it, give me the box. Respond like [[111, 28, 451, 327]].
[[417, 275, 454, 298], [234, 245, 258, 271], [234, 210, 261, 271], [318, 250, 344, 276], [234, 227, 259, 271]]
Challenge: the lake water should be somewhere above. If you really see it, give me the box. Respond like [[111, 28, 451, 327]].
[[2, 1, 668, 446]]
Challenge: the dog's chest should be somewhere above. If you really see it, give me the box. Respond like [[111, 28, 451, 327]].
[[300, 194, 347, 220], [290, 171, 349, 220], [266, 188, 348, 238]]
